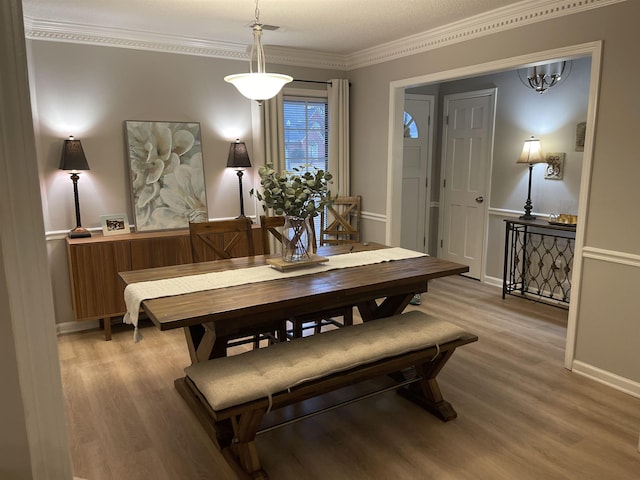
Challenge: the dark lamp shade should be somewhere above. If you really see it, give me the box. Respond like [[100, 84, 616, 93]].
[[227, 139, 251, 168], [59, 138, 90, 171], [516, 136, 545, 165]]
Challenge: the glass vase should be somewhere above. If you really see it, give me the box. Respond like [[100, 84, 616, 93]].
[[282, 215, 313, 262]]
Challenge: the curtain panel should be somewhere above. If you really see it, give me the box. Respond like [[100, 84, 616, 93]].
[[328, 78, 350, 197]]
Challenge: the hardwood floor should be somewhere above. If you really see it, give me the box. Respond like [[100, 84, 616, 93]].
[[57, 276, 640, 479]]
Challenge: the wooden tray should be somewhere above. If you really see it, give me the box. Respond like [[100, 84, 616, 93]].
[[266, 254, 329, 272]]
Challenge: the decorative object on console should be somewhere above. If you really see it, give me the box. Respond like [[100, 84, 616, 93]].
[[59, 136, 91, 238], [544, 152, 565, 180], [125, 121, 208, 232], [227, 139, 252, 218], [518, 61, 571, 94], [101, 213, 131, 236], [252, 163, 333, 262], [575, 122, 586, 152], [224, 0, 292, 102], [516, 136, 546, 220], [548, 213, 577, 226]]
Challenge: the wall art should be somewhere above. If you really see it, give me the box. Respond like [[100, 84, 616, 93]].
[[125, 121, 208, 231], [544, 152, 565, 180]]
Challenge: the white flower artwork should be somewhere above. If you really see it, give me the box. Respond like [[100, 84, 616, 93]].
[[125, 121, 208, 231]]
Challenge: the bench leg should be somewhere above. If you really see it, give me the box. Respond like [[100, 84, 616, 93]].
[[225, 409, 269, 479], [176, 377, 270, 478], [397, 348, 458, 421]]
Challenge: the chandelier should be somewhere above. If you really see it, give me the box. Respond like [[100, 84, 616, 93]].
[[224, 0, 292, 101], [518, 61, 571, 94]]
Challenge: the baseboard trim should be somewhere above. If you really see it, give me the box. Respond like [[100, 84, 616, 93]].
[[56, 320, 100, 336], [483, 275, 502, 289], [572, 360, 640, 399]]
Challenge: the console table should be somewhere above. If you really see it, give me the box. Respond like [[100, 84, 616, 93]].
[[66, 227, 263, 340], [502, 218, 576, 307]]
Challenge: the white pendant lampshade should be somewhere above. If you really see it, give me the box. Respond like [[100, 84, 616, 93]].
[[224, 72, 292, 101], [224, 2, 292, 101]]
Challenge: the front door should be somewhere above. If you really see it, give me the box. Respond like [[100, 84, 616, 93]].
[[439, 89, 496, 279], [401, 94, 434, 252]]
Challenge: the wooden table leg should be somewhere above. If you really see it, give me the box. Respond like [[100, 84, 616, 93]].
[[356, 293, 414, 322]]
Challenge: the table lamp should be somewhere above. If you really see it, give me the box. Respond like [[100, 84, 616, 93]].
[[227, 139, 252, 218], [516, 136, 545, 220], [59, 136, 91, 237]]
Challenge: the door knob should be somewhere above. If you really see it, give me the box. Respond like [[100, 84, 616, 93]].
[[475, 196, 484, 203]]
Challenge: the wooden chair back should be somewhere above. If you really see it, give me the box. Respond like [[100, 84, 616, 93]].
[[260, 215, 317, 254], [189, 218, 255, 263], [320, 195, 361, 246]]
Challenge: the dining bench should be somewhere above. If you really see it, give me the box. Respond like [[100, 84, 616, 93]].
[[175, 310, 478, 479]]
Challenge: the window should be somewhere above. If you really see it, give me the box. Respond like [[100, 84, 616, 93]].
[[284, 95, 329, 234], [284, 97, 328, 172], [404, 111, 419, 138]]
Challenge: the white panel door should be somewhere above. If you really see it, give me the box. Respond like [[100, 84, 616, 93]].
[[439, 90, 496, 279], [401, 94, 434, 252]]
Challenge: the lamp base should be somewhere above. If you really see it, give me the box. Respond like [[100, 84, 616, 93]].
[[68, 226, 91, 238], [519, 213, 537, 220]]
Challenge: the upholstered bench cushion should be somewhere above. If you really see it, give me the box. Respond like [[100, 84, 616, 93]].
[[185, 310, 467, 411]]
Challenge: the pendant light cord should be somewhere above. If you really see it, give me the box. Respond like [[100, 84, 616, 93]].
[[254, 0, 260, 25]]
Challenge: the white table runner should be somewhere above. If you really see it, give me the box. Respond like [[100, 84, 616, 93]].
[[123, 247, 426, 341]]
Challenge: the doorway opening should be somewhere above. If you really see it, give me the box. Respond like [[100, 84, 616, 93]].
[[387, 41, 603, 369]]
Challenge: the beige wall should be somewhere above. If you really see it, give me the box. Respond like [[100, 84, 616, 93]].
[[348, 1, 640, 385], [29, 41, 345, 232], [27, 40, 343, 325]]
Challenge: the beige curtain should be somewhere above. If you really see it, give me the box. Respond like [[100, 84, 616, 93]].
[[328, 78, 350, 197], [251, 93, 285, 171]]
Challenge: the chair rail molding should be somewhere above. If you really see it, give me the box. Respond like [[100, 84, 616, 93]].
[[581, 246, 640, 269]]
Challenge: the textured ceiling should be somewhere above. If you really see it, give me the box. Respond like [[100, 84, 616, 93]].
[[22, 0, 524, 55]]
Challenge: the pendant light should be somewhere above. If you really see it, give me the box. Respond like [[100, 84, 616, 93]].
[[518, 61, 571, 94], [224, 0, 292, 101]]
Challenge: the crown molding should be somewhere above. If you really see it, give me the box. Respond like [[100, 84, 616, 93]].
[[346, 0, 626, 69], [23, 17, 249, 60], [23, 0, 625, 71]]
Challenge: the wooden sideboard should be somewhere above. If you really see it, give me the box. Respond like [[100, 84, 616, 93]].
[[66, 226, 264, 340]]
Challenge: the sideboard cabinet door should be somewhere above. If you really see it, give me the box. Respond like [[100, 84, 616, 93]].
[[66, 240, 131, 320], [130, 235, 193, 269]]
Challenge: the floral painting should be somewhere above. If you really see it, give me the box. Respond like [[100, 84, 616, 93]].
[[125, 121, 208, 231]]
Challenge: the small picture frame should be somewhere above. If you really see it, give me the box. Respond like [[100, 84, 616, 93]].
[[544, 152, 565, 180], [101, 214, 131, 236]]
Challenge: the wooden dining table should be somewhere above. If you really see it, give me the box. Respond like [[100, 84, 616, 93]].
[[118, 242, 469, 364]]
